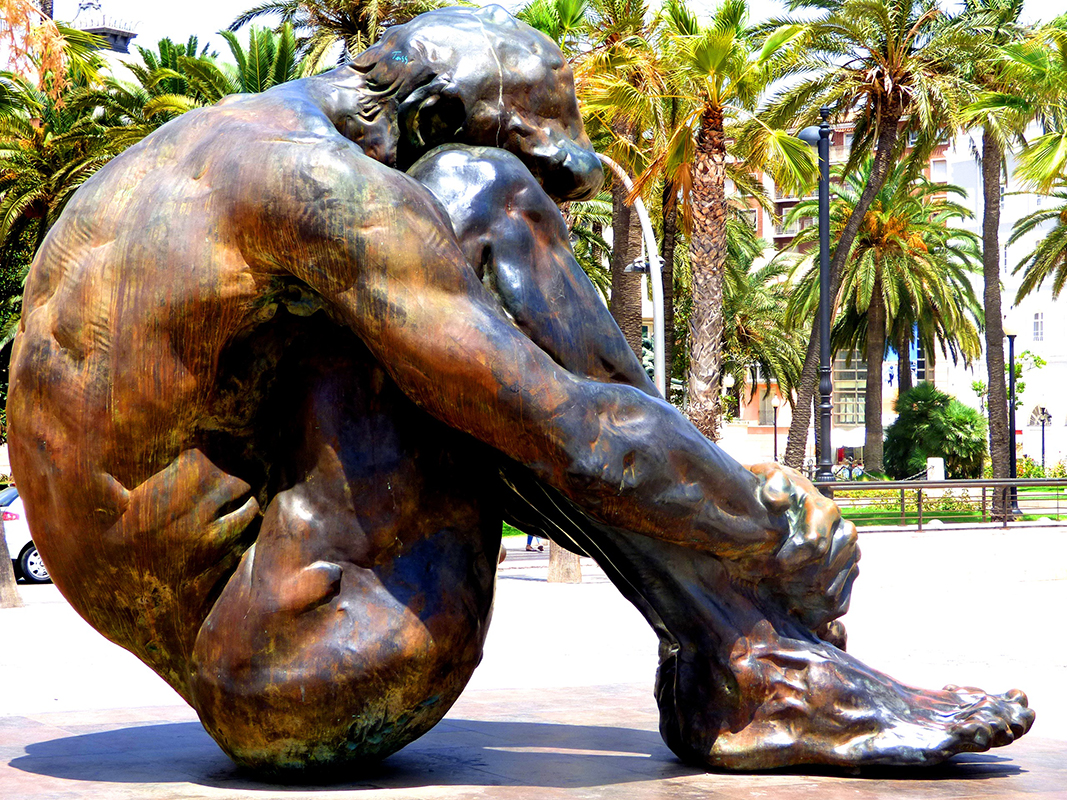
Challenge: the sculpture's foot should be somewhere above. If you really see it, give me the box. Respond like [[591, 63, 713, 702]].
[[665, 622, 1035, 770]]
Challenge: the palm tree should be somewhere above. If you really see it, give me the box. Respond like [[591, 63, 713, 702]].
[[765, 0, 974, 468], [782, 160, 982, 472], [621, 0, 811, 438], [517, 0, 591, 56], [75, 27, 308, 155], [567, 190, 614, 298], [0, 72, 113, 266], [571, 0, 668, 358], [1009, 183, 1067, 300], [229, 0, 448, 68], [720, 222, 804, 404], [956, 0, 1032, 509], [993, 17, 1067, 193]]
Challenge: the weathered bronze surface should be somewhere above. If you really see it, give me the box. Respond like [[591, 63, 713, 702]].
[[7, 5, 1033, 778]]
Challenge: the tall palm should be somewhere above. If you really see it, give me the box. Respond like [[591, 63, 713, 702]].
[[765, 0, 974, 468], [956, 0, 1032, 508], [564, 0, 668, 357], [229, 0, 448, 68], [624, 0, 811, 438], [782, 160, 982, 472]]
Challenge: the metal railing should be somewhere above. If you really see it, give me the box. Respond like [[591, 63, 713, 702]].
[[809, 478, 1067, 530]]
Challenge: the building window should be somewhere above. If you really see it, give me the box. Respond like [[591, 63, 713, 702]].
[[743, 208, 758, 229], [758, 391, 777, 425], [930, 159, 947, 183], [1034, 312, 1044, 342], [833, 351, 866, 425], [844, 132, 854, 149]]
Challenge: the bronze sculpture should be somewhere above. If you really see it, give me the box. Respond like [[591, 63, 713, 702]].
[[6, 5, 1033, 777]]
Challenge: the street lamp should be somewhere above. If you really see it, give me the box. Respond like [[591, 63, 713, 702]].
[[1003, 316, 1022, 516], [772, 393, 781, 462], [1036, 407, 1052, 471], [799, 106, 834, 485]]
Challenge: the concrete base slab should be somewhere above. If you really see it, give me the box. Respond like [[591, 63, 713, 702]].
[[3, 684, 1065, 800], [4, 525, 1066, 799]]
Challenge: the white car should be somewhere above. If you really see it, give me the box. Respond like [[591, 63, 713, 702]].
[[2, 487, 50, 584]]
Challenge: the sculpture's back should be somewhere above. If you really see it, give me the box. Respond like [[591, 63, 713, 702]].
[[7, 49, 505, 773]]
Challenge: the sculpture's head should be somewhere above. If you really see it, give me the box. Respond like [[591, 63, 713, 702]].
[[336, 5, 603, 202]]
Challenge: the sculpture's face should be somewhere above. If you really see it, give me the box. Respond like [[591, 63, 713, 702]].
[[354, 6, 604, 202]]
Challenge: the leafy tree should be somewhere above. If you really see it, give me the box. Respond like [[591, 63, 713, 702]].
[[782, 160, 982, 472], [766, 0, 974, 468], [883, 382, 987, 479]]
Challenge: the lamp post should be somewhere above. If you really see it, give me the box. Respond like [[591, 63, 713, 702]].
[[1037, 408, 1051, 471], [1003, 318, 1022, 516], [772, 393, 781, 462], [799, 107, 834, 485]]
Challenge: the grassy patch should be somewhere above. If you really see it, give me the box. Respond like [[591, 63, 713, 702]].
[[502, 522, 527, 537]]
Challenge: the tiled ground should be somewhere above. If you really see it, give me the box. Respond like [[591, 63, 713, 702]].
[[2, 527, 1065, 799]]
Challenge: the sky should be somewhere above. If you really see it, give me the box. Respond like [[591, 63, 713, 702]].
[[51, 0, 1059, 62]]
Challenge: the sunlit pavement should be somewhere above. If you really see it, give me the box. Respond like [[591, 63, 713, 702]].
[[1, 525, 1065, 799]]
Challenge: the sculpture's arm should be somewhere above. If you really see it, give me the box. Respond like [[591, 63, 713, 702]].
[[407, 145, 658, 398], [235, 142, 787, 561]]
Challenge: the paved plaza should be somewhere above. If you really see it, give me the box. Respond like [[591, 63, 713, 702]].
[[2, 525, 1065, 799]]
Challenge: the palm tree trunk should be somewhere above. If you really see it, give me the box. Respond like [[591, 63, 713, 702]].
[[982, 128, 1011, 515], [0, 519, 21, 609], [661, 181, 678, 389], [864, 283, 887, 473], [783, 107, 904, 468], [897, 330, 913, 395], [609, 176, 645, 357], [686, 106, 728, 440]]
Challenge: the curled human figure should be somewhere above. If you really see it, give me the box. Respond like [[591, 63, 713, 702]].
[[7, 5, 1032, 776]]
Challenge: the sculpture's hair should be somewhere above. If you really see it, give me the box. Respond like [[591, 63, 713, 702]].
[[338, 6, 553, 168], [349, 5, 526, 98]]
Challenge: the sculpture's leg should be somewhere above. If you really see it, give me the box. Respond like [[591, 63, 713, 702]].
[[188, 342, 500, 775], [502, 470, 1034, 769]]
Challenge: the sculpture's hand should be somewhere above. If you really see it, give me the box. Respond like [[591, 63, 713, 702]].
[[747, 463, 860, 630], [105, 449, 259, 566]]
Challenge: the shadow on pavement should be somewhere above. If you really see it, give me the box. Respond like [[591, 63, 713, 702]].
[[10, 718, 1025, 791]]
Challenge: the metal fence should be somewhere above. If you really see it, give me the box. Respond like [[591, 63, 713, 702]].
[[810, 478, 1067, 530]]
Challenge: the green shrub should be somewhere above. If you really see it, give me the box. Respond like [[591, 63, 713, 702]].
[[883, 382, 987, 479]]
